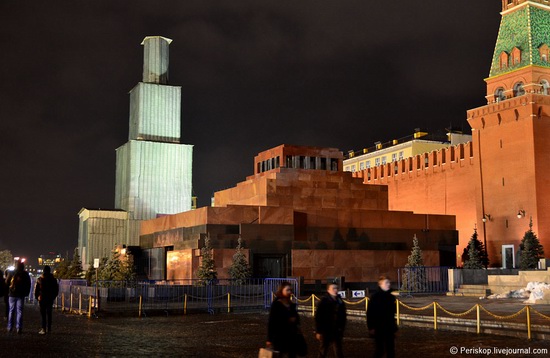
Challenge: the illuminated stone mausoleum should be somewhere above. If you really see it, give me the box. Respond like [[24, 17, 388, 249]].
[[140, 145, 458, 283]]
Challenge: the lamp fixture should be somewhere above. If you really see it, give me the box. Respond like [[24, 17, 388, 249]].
[[482, 214, 491, 223], [517, 210, 526, 219]]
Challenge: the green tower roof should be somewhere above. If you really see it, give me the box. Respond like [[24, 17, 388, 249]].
[[489, 2, 550, 78]]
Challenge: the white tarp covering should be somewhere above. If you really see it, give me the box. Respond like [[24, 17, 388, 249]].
[[487, 281, 550, 303]]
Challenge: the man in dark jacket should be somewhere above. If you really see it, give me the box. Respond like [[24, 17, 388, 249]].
[[1, 270, 8, 320], [315, 283, 347, 358], [7, 261, 31, 334], [367, 276, 398, 358], [35, 265, 59, 334]]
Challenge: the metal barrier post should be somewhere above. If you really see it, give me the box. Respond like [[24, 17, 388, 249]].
[[433, 302, 437, 330], [476, 304, 481, 334], [184, 293, 187, 315], [365, 297, 368, 313], [79, 293, 82, 315], [139, 295, 142, 318], [312, 295, 315, 317], [527, 305, 531, 340], [61, 293, 65, 312], [87, 296, 92, 318], [396, 299, 400, 326], [227, 293, 231, 313], [70, 293, 73, 313]]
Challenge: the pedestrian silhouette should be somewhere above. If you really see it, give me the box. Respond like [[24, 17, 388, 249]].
[[266, 282, 307, 357], [367, 276, 398, 358], [7, 261, 31, 334], [315, 283, 347, 357], [35, 265, 59, 334]]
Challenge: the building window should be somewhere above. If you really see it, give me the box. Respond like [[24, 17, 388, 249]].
[[320, 158, 327, 170], [331, 159, 338, 171], [391, 153, 397, 162], [399, 151, 404, 160], [359, 162, 365, 170], [381, 156, 387, 165], [351, 165, 356, 172], [344, 166, 350, 172], [539, 43, 549, 62], [513, 82, 525, 97], [511, 47, 521, 65], [375, 158, 380, 166], [366, 161, 371, 169], [541, 80, 550, 95], [494, 87, 506, 102], [499, 51, 509, 70]]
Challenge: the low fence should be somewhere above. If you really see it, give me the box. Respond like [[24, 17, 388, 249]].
[[56, 279, 270, 317], [294, 294, 550, 340], [397, 266, 450, 295], [53, 279, 550, 340]]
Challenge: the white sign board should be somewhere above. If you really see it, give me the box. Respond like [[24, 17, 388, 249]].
[[338, 291, 346, 298], [93, 258, 100, 269], [352, 290, 366, 298]]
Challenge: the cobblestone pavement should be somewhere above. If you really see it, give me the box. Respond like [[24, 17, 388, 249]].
[[0, 301, 548, 357]]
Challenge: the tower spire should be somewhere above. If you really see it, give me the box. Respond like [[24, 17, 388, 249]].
[[141, 36, 173, 84]]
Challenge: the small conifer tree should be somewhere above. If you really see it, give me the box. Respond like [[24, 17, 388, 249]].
[[461, 228, 489, 268], [463, 232, 484, 269], [406, 235, 424, 268], [197, 235, 217, 283], [402, 235, 425, 292], [67, 248, 84, 278], [519, 218, 545, 270], [229, 238, 252, 284]]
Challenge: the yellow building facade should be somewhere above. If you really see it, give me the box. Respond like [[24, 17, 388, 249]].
[[344, 131, 471, 172]]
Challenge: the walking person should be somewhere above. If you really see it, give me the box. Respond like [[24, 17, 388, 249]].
[[315, 283, 347, 358], [266, 282, 307, 357], [1, 270, 8, 320], [7, 261, 31, 334], [34, 266, 59, 334], [367, 276, 398, 358]]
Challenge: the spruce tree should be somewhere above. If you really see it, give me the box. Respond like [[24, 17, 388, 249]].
[[229, 238, 252, 285], [406, 234, 423, 267], [197, 235, 217, 283], [403, 235, 425, 292], [519, 218, 545, 270], [461, 229, 489, 268], [67, 248, 84, 278], [463, 233, 484, 269], [55, 257, 70, 279]]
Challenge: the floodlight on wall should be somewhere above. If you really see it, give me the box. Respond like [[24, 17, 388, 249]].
[[517, 210, 526, 219], [482, 214, 491, 223]]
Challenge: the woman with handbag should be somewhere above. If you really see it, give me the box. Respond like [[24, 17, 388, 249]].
[[265, 282, 307, 357]]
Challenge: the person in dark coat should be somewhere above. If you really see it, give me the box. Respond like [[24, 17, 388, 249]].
[[315, 283, 347, 358], [1, 270, 9, 320], [367, 276, 398, 358], [7, 261, 31, 334], [34, 266, 59, 334], [266, 282, 306, 357]]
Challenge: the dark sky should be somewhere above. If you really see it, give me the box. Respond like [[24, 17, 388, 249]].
[[0, 0, 501, 263]]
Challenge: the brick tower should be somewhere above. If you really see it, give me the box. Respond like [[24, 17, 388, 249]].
[[467, 0, 550, 267]]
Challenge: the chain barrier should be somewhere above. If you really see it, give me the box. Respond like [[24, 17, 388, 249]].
[[342, 298, 367, 305], [478, 305, 527, 320], [530, 307, 550, 321], [398, 301, 433, 311], [435, 302, 477, 317]]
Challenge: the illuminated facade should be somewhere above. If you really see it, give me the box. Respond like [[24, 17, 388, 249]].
[[344, 130, 471, 173], [37, 252, 62, 271], [78, 36, 193, 269], [115, 36, 193, 220], [140, 145, 457, 282]]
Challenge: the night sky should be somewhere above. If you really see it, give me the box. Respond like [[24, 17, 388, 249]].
[[0, 0, 501, 264]]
